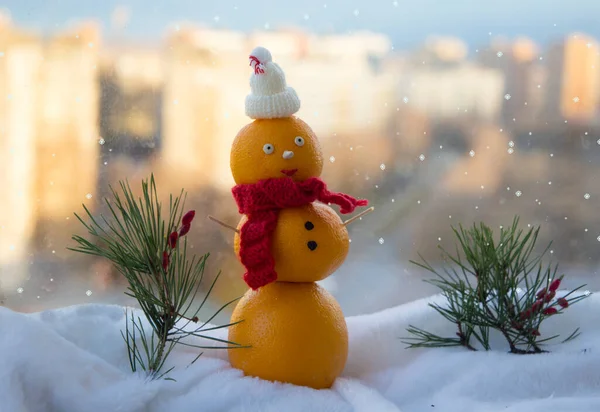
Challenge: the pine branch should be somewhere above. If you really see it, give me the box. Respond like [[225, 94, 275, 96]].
[[404, 216, 591, 354], [69, 174, 242, 380]]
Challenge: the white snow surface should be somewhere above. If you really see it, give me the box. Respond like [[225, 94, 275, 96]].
[[1, 291, 600, 412]]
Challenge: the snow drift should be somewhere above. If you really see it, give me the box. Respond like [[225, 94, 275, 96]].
[[1, 291, 599, 412]]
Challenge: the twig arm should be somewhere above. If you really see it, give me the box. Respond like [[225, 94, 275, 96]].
[[343, 206, 375, 227], [208, 215, 239, 234]]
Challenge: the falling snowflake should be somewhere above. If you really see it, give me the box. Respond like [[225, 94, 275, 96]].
[[573, 96, 580, 103], [329, 156, 335, 163], [393, 0, 398, 6], [0, 52, 4, 57], [353, 9, 359, 16], [584, 193, 591, 199], [86, 290, 93, 296], [469, 150, 475, 157], [17, 287, 23, 294], [597, 139, 600, 145], [508, 148, 514, 154], [380, 163, 386, 171], [378, 237, 385, 245], [86, 193, 93, 199], [508, 141, 515, 148], [419, 154, 425, 161], [303, 14, 309, 20], [98, 137, 105, 145], [515, 191, 522, 197], [504, 94, 511, 100], [496, 51, 503, 57], [402, 96, 409, 103], [597, 235, 600, 242]]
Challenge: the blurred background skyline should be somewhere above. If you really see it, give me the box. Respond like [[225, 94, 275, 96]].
[[3, 0, 600, 48], [1, 3, 599, 322]]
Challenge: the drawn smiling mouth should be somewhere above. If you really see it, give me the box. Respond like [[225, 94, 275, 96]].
[[281, 169, 298, 177]]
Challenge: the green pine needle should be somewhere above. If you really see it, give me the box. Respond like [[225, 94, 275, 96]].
[[403, 216, 591, 354], [69, 174, 242, 380]]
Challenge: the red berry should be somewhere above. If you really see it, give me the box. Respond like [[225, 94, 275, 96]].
[[549, 278, 561, 292], [182, 210, 196, 226], [543, 307, 558, 315], [557, 298, 569, 308], [531, 300, 543, 312], [536, 289, 547, 299], [532, 329, 541, 336], [179, 223, 191, 237], [162, 251, 170, 271], [544, 290, 556, 303], [168, 231, 179, 248], [519, 309, 532, 320]]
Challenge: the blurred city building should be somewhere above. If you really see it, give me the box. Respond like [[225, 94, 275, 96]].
[[161, 27, 248, 191], [0, 22, 42, 290], [398, 63, 505, 121], [417, 36, 469, 64], [99, 45, 162, 146], [545, 33, 600, 122], [479, 37, 545, 127], [36, 22, 100, 222], [0, 21, 100, 290]]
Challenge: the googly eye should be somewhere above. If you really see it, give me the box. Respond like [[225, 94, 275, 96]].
[[294, 136, 305, 147], [263, 143, 274, 154]]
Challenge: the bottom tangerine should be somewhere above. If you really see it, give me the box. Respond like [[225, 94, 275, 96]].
[[228, 282, 348, 389]]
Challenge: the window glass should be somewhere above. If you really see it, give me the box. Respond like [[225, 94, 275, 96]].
[[1, 1, 598, 321]]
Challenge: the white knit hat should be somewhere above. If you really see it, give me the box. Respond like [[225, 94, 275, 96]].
[[245, 46, 301, 119]]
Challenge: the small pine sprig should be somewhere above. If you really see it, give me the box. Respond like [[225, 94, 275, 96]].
[[69, 174, 243, 380], [402, 217, 591, 354]]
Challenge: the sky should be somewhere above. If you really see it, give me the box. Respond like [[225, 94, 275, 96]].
[[2, 0, 598, 50]]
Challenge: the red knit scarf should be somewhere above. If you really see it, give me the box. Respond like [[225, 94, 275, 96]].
[[232, 177, 368, 290]]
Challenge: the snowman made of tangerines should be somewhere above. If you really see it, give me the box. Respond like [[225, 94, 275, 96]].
[[222, 46, 371, 390]]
